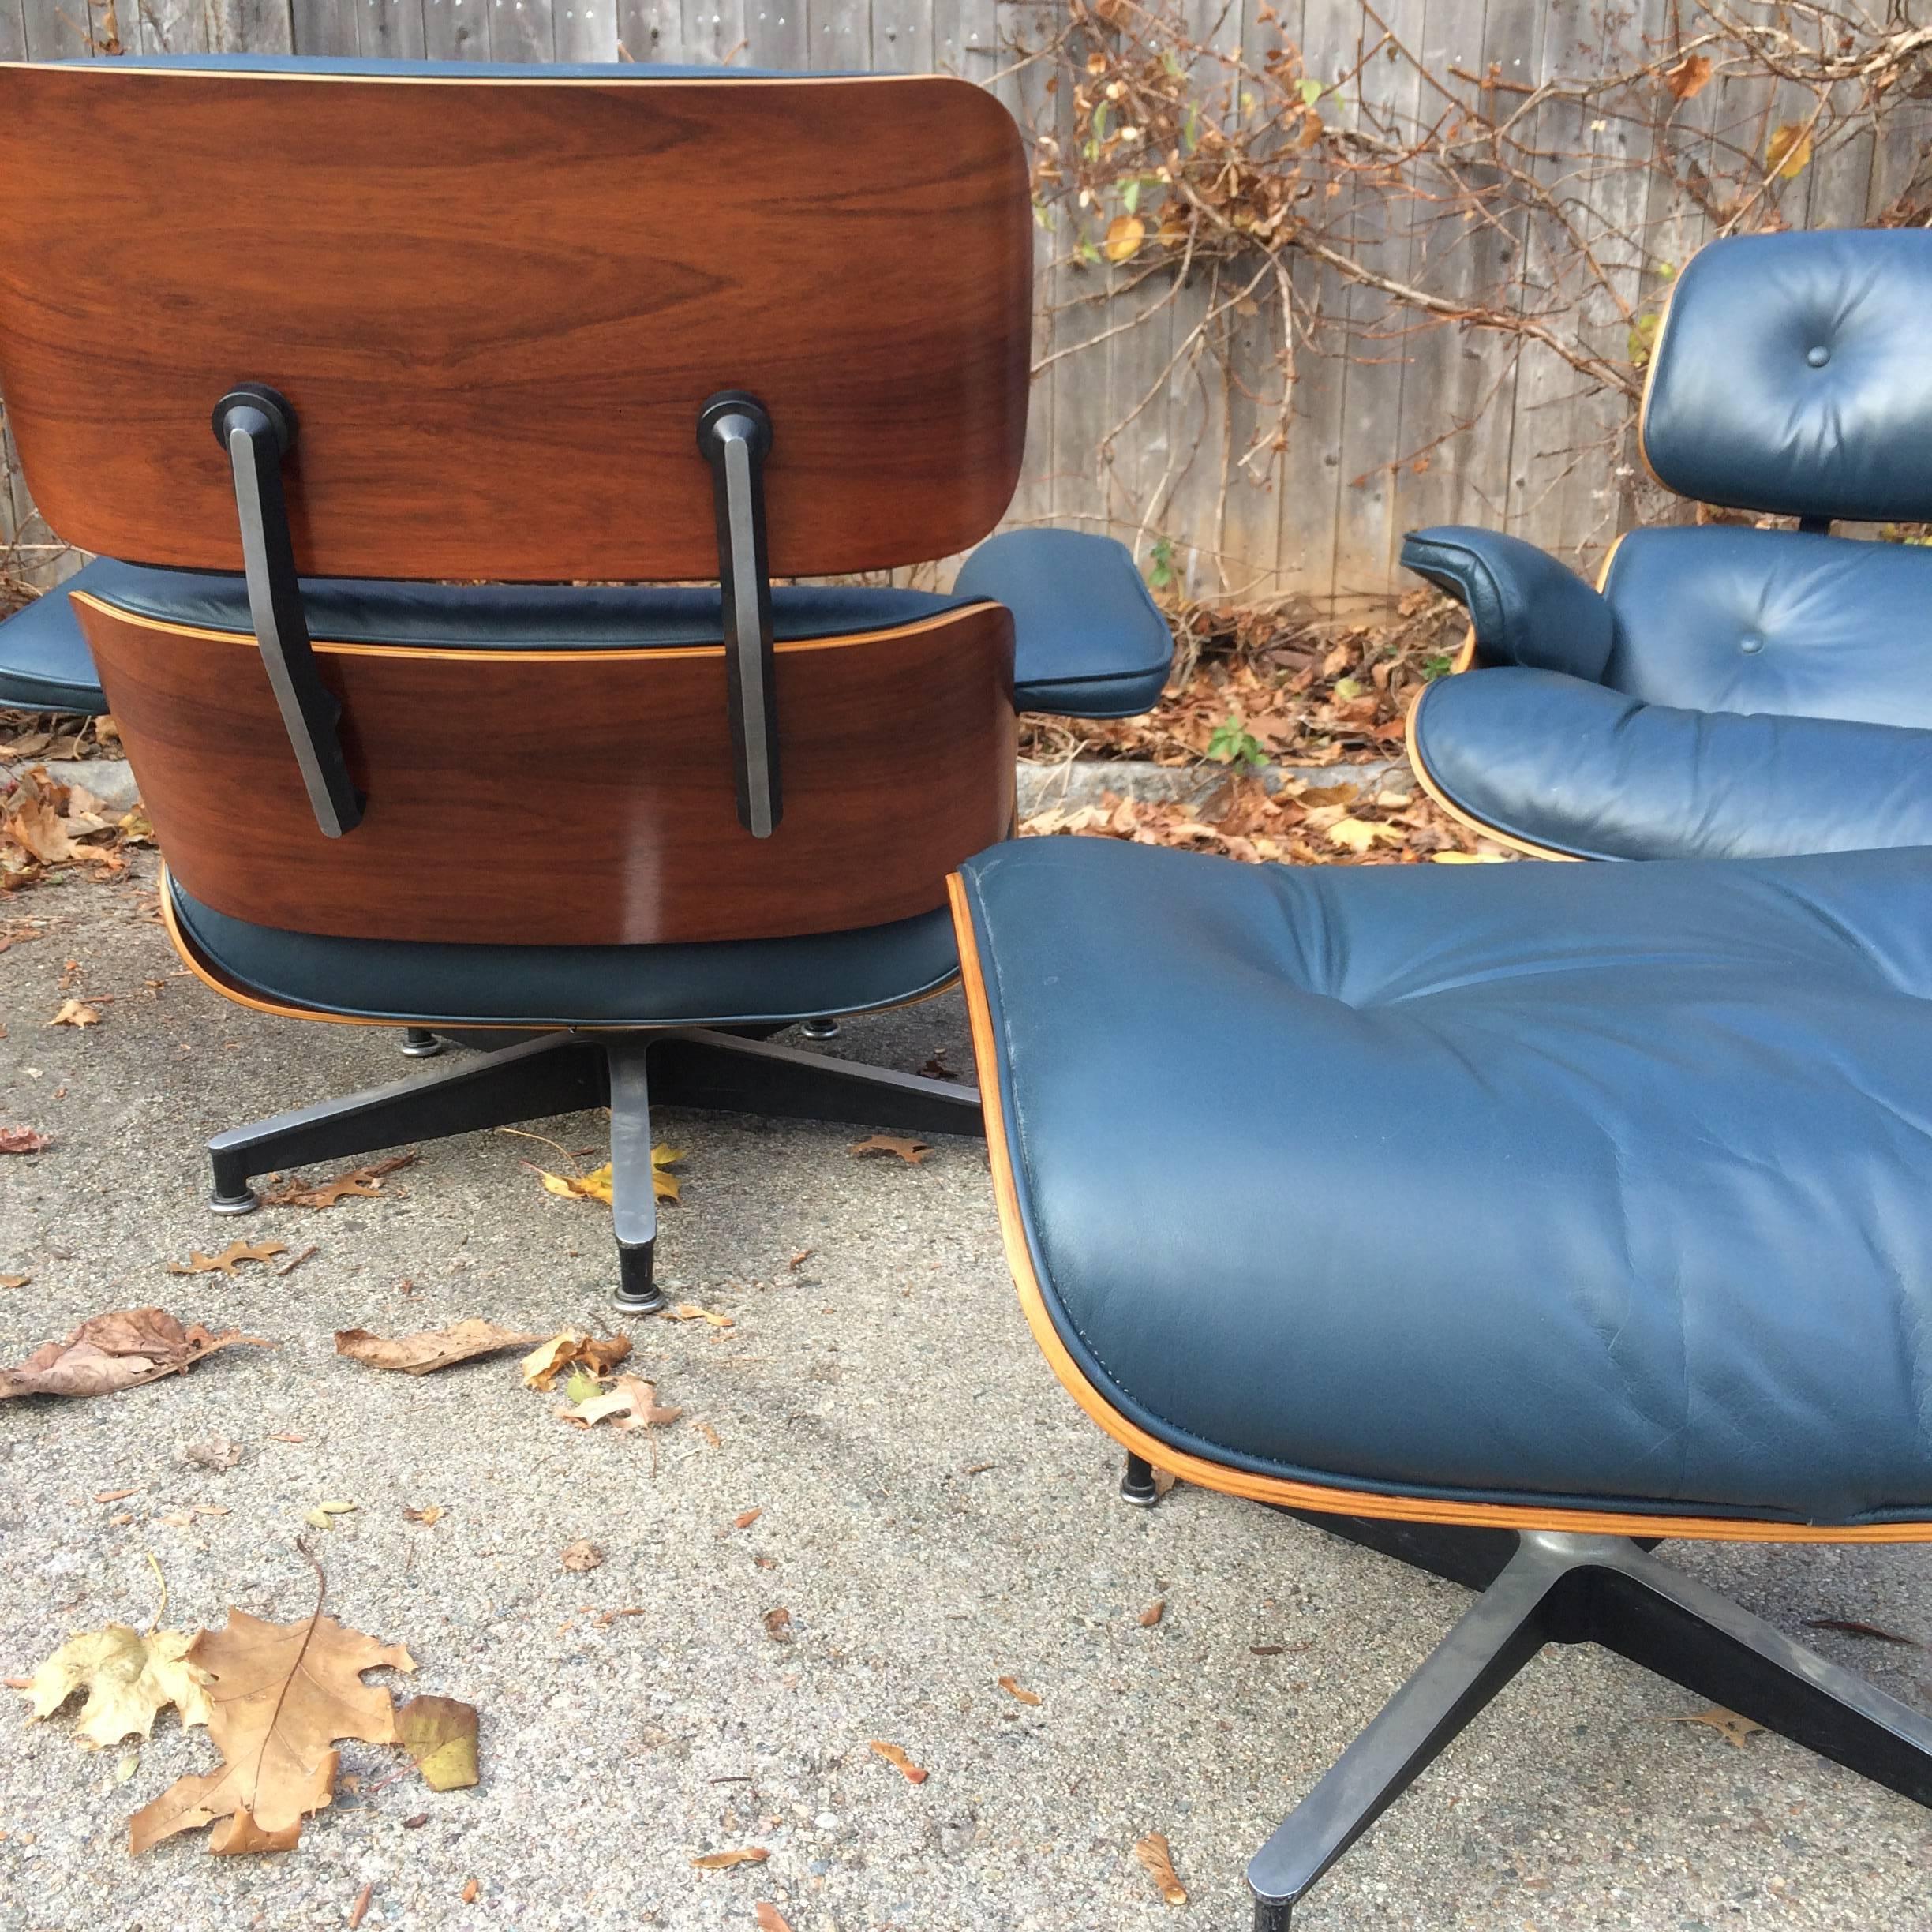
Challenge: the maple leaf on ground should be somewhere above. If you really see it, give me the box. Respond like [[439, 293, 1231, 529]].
[[395, 1695, 479, 1792], [0, 1309, 271, 1401], [554, 1374, 683, 1432], [521, 1331, 632, 1391], [167, 1239, 288, 1278], [129, 1589, 417, 1855], [260, 1154, 417, 1210], [14, 1624, 212, 1749], [335, 1320, 545, 1377], [0, 1125, 51, 1155], [851, 1135, 932, 1165]]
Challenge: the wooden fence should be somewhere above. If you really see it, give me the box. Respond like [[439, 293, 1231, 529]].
[[2, 0, 1929, 613]]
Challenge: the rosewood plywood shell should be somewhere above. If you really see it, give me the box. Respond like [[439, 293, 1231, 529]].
[[78, 597, 1017, 945], [0, 65, 1032, 579]]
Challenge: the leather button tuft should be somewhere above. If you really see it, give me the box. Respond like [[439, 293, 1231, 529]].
[[1807, 344, 1831, 368], [1739, 634, 1765, 654]]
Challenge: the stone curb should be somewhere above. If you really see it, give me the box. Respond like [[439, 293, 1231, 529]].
[[10, 754, 1413, 825]]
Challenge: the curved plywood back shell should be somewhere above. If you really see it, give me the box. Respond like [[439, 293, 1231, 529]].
[[77, 597, 1018, 945], [0, 64, 1032, 579]]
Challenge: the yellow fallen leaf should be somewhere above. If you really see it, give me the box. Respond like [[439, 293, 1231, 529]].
[[869, 1739, 928, 1784], [1135, 1832, 1188, 1904], [521, 1331, 632, 1391], [115, 1750, 140, 1784], [303, 1509, 333, 1530], [395, 1694, 479, 1792], [1326, 815, 1405, 854], [402, 1506, 443, 1526], [534, 1144, 683, 1206], [1430, 850, 1509, 864], [15, 1623, 212, 1749], [1104, 212, 1145, 261], [1767, 122, 1812, 179], [316, 1500, 356, 1515], [662, 1305, 734, 1328], [691, 1847, 769, 1870]]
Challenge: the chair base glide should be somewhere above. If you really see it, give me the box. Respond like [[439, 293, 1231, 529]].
[[1119, 1452, 1161, 1508], [1245, 1515, 1932, 1930], [205, 1025, 983, 1301]]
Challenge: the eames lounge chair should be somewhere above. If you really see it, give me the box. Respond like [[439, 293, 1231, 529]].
[[0, 54, 1170, 1309], [951, 833, 1932, 1924], [1404, 227, 1932, 861]]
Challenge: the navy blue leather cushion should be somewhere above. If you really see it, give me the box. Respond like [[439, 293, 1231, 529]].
[[1411, 668, 1932, 861], [956, 530, 1173, 717], [172, 878, 958, 1028], [1599, 526, 1932, 724], [0, 561, 117, 714], [957, 835, 1932, 1526], [1643, 229, 1932, 522], [84, 559, 968, 653], [1402, 527, 1614, 683]]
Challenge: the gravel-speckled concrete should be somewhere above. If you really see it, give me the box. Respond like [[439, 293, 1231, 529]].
[[2, 863, 1930, 1931]]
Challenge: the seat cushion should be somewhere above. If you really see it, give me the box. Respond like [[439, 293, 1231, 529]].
[[1601, 526, 1932, 725], [84, 558, 971, 653], [956, 834, 1932, 1526], [171, 878, 959, 1028], [954, 529, 1173, 717], [1410, 667, 1932, 862], [0, 561, 117, 713]]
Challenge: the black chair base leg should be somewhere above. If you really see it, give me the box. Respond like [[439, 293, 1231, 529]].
[[400, 1027, 445, 1058], [1120, 1451, 1161, 1508], [207, 1032, 605, 1208], [1245, 1524, 1932, 1927], [613, 1240, 660, 1314]]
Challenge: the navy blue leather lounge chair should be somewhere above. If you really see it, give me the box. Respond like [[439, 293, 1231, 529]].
[[1404, 228, 1932, 861], [0, 56, 1170, 1307], [951, 837, 1932, 1920]]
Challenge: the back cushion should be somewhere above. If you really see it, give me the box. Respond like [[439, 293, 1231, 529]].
[[0, 63, 1032, 579], [1601, 526, 1932, 727], [1642, 229, 1932, 525]]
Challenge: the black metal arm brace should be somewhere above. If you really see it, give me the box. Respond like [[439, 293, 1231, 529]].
[[698, 391, 781, 838], [211, 384, 362, 839]]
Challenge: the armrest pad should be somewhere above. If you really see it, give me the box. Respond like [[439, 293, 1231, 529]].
[[1401, 526, 1615, 685], [955, 529, 1174, 718]]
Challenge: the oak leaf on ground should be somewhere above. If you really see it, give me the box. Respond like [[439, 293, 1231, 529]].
[[1669, 1705, 1765, 1749], [48, 998, 101, 1028], [14, 1623, 213, 1749], [0, 1308, 270, 1401], [850, 1135, 932, 1165], [260, 1154, 417, 1210], [167, 1239, 288, 1278], [554, 1374, 683, 1432], [335, 1320, 545, 1376], [534, 1144, 683, 1206], [129, 1606, 416, 1855]]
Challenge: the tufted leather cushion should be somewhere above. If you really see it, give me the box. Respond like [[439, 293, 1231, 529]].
[[1599, 526, 1932, 724], [1401, 527, 1614, 683], [1642, 229, 1932, 523], [171, 878, 960, 1027], [956, 530, 1174, 717], [1410, 668, 1932, 861], [956, 834, 1932, 1526], [0, 564, 114, 715]]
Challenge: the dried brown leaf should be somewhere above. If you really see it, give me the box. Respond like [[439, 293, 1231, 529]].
[[1664, 52, 1712, 99], [259, 1154, 417, 1210], [762, 1608, 793, 1642], [1135, 1832, 1188, 1904], [167, 1239, 287, 1279], [662, 1304, 735, 1328], [691, 1847, 769, 1870], [47, 998, 100, 1028], [182, 1435, 242, 1471], [521, 1330, 634, 1391], [16, 1623, 212, 1748], [335, 1319, 545, 1376], [850, 1135, 932, 1165], [1139, 1601, 1166, 1627], [1804, 1617, 1923, 1647], [0, 1125, 51, 1155], [0, 1308, 270, 1401], [554, 1373, 682, 1432], [1668, 1705, 1765, 1749], [129, 1601, 416, 1853], [560, 1539, 605, 1573], [869, 1739, 927, 1784], [754, 1906, 796, 1932], [403, 1506, 444, 1526], [997, 1675, 1043, 1706]]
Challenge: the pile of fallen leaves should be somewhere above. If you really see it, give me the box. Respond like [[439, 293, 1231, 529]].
[[1018, 583, 1466, 772], [13, 1552, 477, 1855], [1024, 772, 1507, 868], [1, 758, 150, 889]]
